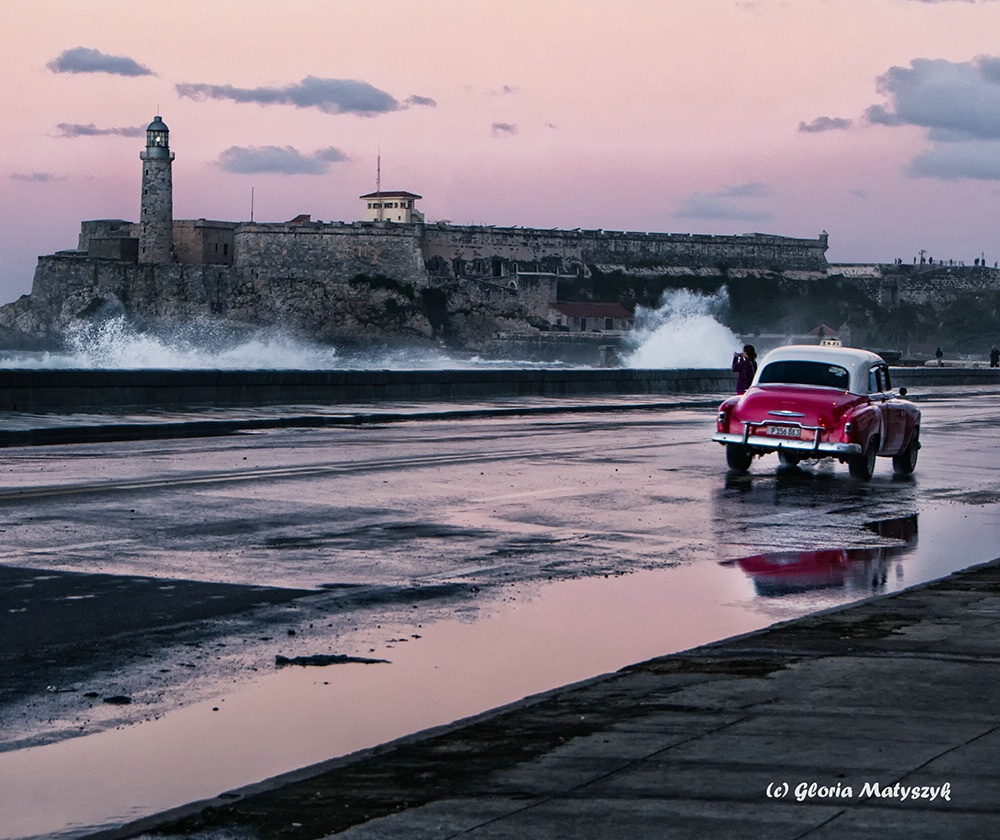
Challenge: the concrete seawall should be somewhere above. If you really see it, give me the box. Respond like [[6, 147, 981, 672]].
[[0, 366, 995, 412]]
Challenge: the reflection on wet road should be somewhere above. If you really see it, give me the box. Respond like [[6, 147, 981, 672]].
[[722, 514, 918, 596], [0, 391, 998, 838]]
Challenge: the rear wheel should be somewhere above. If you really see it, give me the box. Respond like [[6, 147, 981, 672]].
[[848, 437, 878, 480], [892, 433, 919, 474], [726, 443, 753, 471]]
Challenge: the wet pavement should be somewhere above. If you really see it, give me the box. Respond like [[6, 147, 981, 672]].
[[0, 386, 998, 838], [107, 555, 1000, 840]]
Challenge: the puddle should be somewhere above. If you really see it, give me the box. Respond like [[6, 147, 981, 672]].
[[0, 501, 997, 839], [721, 514, 919, 597]]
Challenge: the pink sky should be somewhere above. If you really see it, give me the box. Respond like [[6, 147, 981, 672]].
[[4, 0, 1000, 302]]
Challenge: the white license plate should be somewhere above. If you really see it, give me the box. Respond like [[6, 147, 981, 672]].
[[766, 425, 801, 438]]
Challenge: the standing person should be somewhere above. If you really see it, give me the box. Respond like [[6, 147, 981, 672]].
[[990, 345, 999, 368], [935, 347, 944, 366], [732, 344, 758, 394]]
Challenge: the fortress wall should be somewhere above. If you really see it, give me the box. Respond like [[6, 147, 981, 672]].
[[849, 268, 1000, 307], [421, 225, 829, 278], [17, 257, 236, 329], [173, 220, 235, 266], [233, 222, 426, 284], [78, 220, 137, 251]]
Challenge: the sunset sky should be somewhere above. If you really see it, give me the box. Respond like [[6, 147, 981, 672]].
[[4, 0, 1000, 302]]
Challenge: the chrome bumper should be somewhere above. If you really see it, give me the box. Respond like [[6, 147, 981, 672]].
[[712, 432, 862, 457]]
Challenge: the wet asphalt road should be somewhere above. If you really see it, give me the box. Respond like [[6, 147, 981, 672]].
[[0, 389, 998, 836]]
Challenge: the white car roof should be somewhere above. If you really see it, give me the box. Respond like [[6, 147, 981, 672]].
[[754, 344, 887, 394]]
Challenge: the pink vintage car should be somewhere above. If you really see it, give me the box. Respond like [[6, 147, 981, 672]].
[[713, 345, 920, 479]]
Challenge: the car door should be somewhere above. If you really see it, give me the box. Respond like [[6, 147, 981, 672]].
[[879, 364, 906, 453]]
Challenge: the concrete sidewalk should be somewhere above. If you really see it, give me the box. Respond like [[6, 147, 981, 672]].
[[99, 556, 1000, 840]]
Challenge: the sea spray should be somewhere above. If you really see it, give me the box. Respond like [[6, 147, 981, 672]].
[[623, 288, 741, 369], [0, 317, 348, 370], [0, 316, 482, 370]]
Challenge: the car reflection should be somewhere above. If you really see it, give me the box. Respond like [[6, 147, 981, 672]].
[[721, 515, 918, 597]]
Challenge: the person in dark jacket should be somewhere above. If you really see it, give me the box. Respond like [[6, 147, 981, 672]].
[[732, 345, 758, 394]]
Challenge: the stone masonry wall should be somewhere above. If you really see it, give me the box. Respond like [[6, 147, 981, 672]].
[[421, 225, 829, 279]]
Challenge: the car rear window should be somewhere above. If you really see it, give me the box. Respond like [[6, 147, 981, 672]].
[[757, 360, 850, 389]]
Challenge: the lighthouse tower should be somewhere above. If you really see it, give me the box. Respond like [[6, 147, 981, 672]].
[[138, 115, 174, 263]]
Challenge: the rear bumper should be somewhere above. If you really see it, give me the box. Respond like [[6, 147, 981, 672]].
[[712, 432, 862, 457]]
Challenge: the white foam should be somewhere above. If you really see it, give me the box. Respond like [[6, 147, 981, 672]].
[[623, 289, 740, 369]]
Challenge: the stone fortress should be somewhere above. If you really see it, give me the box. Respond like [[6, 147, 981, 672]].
[[0, 115, 994, 357]]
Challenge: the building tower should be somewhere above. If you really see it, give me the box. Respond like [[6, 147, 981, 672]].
[[138, 115, 174, 263]]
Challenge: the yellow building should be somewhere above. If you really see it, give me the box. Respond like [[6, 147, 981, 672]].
[[359, 190, 424, 223]]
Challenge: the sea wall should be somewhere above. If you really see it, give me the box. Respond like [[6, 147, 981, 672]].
[[0, 366, 993, 412]]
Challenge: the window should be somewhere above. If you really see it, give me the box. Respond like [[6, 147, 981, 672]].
[[758, 360, 850, 390], [868, 365, 889, 393], [605, 318, 614, 330]]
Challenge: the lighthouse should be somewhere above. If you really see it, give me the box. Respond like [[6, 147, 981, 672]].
[[138, 115, 174, 263]]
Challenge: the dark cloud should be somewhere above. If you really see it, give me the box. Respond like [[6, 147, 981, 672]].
[[865, 56, 1000, 140], [177, 76, 404, 116], [404, 95, 437, 107], [491, 122, 518, 137], [10, 172, 64, 183], [55, 123, 145, 138], [47, 47, 153, 77], [798, 116, 853, 133], [865, 54, 1000, 179], [675, 183, 773, 221], [217, 145, 349, 175]]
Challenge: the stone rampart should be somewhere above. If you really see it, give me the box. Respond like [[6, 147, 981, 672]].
[[421, 225, 829, 279], [234, 221, 426, 283], [834, 265, 1000, 307]]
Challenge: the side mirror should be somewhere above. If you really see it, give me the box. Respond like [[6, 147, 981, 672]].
[[898, 386, 908, 397]]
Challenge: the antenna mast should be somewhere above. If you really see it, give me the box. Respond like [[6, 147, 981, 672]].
[[376, 148, 383, 222]]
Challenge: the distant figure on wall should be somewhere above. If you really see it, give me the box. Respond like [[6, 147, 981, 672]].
[[990, 345, 999, 368], [732, 345, 758, 394], [935, 347, 944, 366]]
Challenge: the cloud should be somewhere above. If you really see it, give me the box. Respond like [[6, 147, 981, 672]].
[[10, 172, 64, 183], [47, 47, 153, 77], [177, 76, 411, 116], [55, 123, 145, 138], [491, 122, 518, 137], [798, 116, 853, 133], [864, 54, 1000, 179], [865, 56, 1000, 140], [909, 140, 1000, 179], [675, 183, 773, 221], [217, 145, 349, 175], [404, 95, 437, 107]]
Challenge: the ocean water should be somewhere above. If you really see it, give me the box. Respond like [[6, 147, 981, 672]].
[[0, 290, 740, 370]]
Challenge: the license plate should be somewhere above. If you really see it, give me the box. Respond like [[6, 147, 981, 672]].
[[766, 424, 801, 438]]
